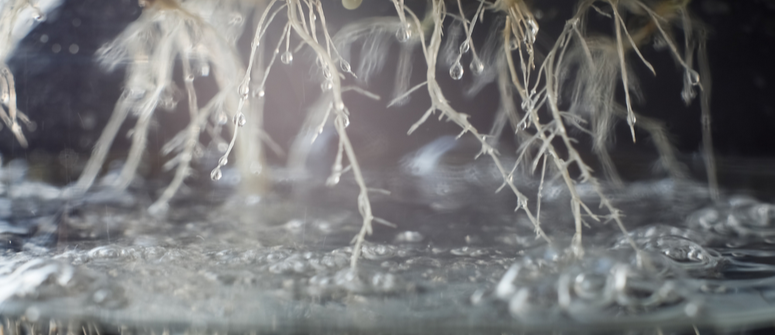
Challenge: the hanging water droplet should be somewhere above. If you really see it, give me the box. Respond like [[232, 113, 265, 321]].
[[199, 64, 210, 77], [210, 168, 223, 181], [323, 68, 332, 79], [234, 113, 247, 127], [342, 114, 350, 128], [280, 51, 293, 65], [449, 62, 464, 80], [218, 157, 228, 166], [687, 69, 701, 86], [238, 81, 250, 98], [526, 19, 539, 44], [627, 114, 637, 126], [335, 101, 345, 111], [459, 41, 470, 54], [257, 89, 265, 98], [469, 59, 484, 75], [396, 26, 412, 42], [229, 13, 243, 25], [340, 61, 351, 73], [310, 13, 317, 21], [321, 80, 333, 91]]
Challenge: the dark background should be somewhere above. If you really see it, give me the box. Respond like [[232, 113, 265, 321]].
[[1, 0, 773, 187]]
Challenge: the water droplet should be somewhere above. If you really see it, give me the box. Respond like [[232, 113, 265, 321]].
[[229, 13, 243, 25], [217, 112, 228, 125], [340, 61, 351, 73], [509, 39, 519, 51], [218, 157, 228, 166], [395, 231, 424, 243], [335, 101, 345, 111], [470, 59, 484, 75], [450, 62, 464, 80], [185, 74, 195, 82], [686, 69, 701, 86], [527, 19, 539, 44], [321, 80, 333, 91], [396, 26, 412, 42], [210, 168, 223, 181], [257, 89, 265, 98], [310, 13, 317, 21], [234, 113, 247, 127], [459, 41, 470, 54], [238, 81, 250, 98], [280, 51, 293, 65], [32, 12, 45, 21], [199, 65, 210, 77]]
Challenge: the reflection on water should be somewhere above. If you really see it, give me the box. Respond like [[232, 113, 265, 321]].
[[3, 155, 775, 334]]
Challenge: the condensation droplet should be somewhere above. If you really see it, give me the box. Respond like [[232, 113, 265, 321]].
[[210, 168, 223, 181], [280, 51, 293, 65], [450, 62, 464, 80]]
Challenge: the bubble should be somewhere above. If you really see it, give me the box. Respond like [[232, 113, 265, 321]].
[[280, 51, 293, 65], [210, 168, 223, 181], [450, 62, 464, 80]]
